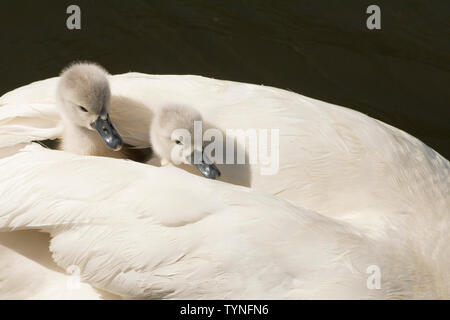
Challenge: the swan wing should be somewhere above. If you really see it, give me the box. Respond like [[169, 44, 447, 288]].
[[0, 144, 444, 299], [0, 231, 110, 299], [1, 74, 447, 224]]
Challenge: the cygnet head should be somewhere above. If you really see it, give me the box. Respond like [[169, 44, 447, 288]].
[[57, 62, 123, 151], [151, 105, 221, 179]]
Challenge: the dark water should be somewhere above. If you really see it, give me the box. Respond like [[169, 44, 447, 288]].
[[0, 0, 449, 158]]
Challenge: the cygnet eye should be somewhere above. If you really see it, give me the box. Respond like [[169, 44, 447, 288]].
[[79, 106, 88, 112], [175, 139, 183, 145]]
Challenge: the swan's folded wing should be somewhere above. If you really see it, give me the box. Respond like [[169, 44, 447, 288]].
[[3, 73, 448, 223], [0, 78, 62, 146], [0, 144, 413, 299], [0, 231, 108, 300], [0, 103, 62, 148]]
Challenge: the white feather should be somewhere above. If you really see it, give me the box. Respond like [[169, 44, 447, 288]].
[[0, 73, 448, 299]]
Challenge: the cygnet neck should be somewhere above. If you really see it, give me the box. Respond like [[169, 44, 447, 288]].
[[60, 120, 124, 159]]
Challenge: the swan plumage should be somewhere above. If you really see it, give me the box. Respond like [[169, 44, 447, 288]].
[[0, 72, 448, 299], [0, 143, 448, 299], [1, 73, 447, 222], [0, 230, 113, 299]]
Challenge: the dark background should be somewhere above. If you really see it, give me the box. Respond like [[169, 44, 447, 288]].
[[0, 0, 449, 158]]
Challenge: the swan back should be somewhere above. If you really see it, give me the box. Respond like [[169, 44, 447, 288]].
[[0, 144, 448, 299], [1, 73, 448, 224]]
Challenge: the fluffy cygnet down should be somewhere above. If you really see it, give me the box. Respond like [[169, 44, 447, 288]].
[[55, 62, 219, 178]]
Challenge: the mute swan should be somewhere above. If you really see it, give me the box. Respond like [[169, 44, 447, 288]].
[[0, 72, 448, 299], [1, 72, 447, 226], [0, 143, 448, 299]]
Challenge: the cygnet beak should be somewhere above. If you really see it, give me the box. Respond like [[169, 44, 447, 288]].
[[91, 112, 123, 151], [189, 149, 221, 180]]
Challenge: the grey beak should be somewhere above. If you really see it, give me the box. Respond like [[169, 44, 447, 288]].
[[91, 113, 123, 151], [191, 149, 221, 179]]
